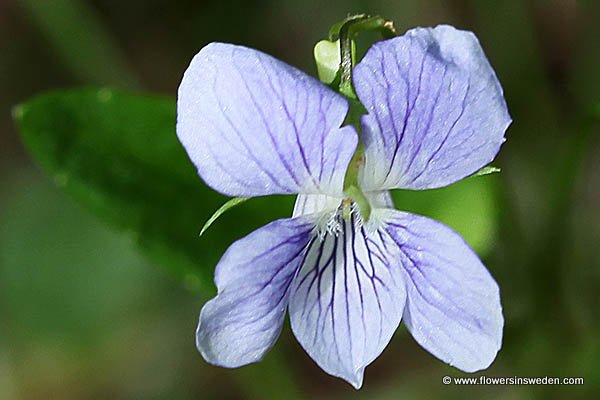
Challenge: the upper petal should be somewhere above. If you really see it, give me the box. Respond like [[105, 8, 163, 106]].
[[177, 43, 358, 197], [197, 216, 314, 367], [288, 212, 406, 388], [353, 25, 511, 191], [380, 208, 503, 372]]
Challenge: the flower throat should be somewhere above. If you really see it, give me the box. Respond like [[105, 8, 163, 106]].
[[314, 14, 397, 222]]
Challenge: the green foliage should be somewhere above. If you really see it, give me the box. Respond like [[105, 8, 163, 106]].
[[13, 88, 293, 293], [392, 176, 499, 256], [20, 0, 139, 88], [0, 174, 161, 346]]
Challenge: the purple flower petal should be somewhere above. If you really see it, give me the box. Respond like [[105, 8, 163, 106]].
[[177, 43, 358, 197], [196, 217, 314, 367], [353, 25, 511, 191], [288, 213, 406, 388], [380, 209, 503, 372]]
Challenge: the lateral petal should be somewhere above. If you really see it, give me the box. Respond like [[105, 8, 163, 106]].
[[381, 209, 503, 372], [197, 216, 314, 367]]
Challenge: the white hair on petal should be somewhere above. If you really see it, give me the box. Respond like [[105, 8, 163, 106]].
[[350, 202, 364, 231], [313, 199, 373, 240]]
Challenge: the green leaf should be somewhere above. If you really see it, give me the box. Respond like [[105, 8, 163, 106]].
[[13, 88, 294, 293], [200, 197, 249, 237]]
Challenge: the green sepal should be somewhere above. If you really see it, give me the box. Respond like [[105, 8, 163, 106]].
[[200, 197, 250, 236], [472, 165, 502, 177], [314, 39, 355, 85]]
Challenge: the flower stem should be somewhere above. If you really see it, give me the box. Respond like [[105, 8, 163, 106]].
[[334, 14, 396, 99]]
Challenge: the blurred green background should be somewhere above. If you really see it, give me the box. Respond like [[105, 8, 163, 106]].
[[1, 0, 599, 399]]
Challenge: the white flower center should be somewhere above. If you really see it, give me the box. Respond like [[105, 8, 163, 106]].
[[293, 191, 394, 240]]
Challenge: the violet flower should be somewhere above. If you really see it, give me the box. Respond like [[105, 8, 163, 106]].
[[177, 25, 511, 388]]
